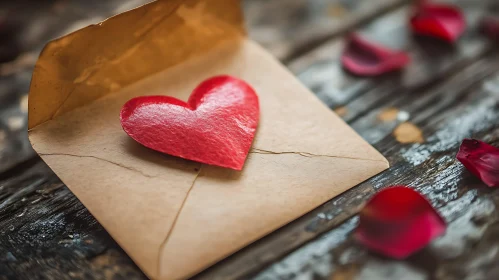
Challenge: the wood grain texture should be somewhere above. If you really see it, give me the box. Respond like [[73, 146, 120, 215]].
[[244, 0, 409, 61], [0, 162, 145, 280], [197, 1, 499, 279], [1, 0, 499, 279]]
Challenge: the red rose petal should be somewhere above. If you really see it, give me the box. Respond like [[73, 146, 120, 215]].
[[120, 75, 259, 170], [456, 139, 499, 187], [355, 186, 446, 259], [481, 17, 499, 40], [410, 3, 466, 43], [341, 34, 410, 76]]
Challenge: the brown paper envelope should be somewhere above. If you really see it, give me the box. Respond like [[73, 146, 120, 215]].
[[28, 1, 388, 279]]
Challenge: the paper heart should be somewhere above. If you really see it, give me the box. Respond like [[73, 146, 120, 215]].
[[341, 34, 410, 76], [410, 3, 466, 43], [120, 75, 259, 170]]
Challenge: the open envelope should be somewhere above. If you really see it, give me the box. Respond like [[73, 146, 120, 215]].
[[28, 0, 389, 279]]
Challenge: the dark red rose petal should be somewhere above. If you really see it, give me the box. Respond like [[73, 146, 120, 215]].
[[456, 139, 499, 187], [355, 186, 446, 259], [481, 17, 499, 40], [341, 34, 410, 76], [410, 3, 466, 43]]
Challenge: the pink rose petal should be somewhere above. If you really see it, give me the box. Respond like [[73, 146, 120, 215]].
[[341, 34, 410, 76]]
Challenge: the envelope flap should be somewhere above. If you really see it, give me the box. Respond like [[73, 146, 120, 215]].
[[28, 0, 244, 129]]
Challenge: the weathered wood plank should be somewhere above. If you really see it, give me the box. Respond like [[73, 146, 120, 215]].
[[254, 65, 499, 280], [0, 75, 33, 173], [197, 0, 498, 279], [248, 4, 499, 280], [244, 0, 409, 61], [0, 161, 147, 280]]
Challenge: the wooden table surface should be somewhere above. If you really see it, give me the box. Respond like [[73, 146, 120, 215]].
[[1, 0, 498, 279]]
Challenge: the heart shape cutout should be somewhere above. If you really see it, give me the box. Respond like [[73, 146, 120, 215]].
[[120, 75, 260, 170], [341, 34, 411, 76], [410, 3, 466, 43]]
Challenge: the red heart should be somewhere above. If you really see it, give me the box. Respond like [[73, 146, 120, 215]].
[[120, 75, 259, 170]]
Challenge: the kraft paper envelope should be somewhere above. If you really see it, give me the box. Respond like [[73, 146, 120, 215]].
[[28, 0, 389, 279]]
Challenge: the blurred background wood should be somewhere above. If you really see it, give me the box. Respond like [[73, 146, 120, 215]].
[[1, 0, 499, 279]]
